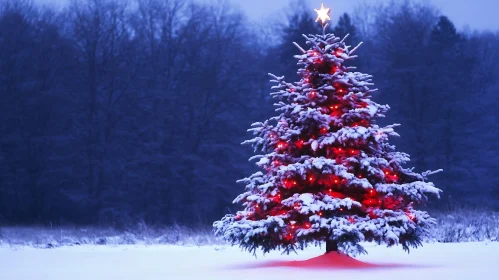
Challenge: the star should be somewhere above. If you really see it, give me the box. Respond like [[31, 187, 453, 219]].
[[314, 3, 331, 24]]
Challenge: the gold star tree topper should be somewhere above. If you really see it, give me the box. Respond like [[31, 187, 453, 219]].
[[315, 3, 331, 24]]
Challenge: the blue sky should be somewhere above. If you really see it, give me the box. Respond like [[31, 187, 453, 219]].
[[35, 0, 499, 31]]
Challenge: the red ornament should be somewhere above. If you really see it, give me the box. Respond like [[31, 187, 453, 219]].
[[309, 91, 317, 98], [368, 189, 377, 196]]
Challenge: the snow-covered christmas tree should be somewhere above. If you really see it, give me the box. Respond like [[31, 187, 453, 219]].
[[214, 3, 442, 256]]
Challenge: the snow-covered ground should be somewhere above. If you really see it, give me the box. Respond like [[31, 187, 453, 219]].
[[1, 242, 498, 280]]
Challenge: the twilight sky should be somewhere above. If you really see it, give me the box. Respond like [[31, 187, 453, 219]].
[[35, 0, 499, 31]]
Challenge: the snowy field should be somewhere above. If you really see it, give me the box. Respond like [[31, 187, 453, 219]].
[[1, 242, 498, 280]]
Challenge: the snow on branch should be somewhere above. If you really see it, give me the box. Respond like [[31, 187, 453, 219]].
[[422, 169, 444, 178], [293, 42, 306, 54], [340, 33, 350, 43], [349, 42, 364, 55]]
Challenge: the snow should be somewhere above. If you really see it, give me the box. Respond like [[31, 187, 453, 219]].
[[1, 242, 497, 280]]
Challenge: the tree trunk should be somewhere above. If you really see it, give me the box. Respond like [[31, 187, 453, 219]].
[[326, 239, 339, 254]]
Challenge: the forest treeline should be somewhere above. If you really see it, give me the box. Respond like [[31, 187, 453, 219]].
[[0, 0, 498, 227]]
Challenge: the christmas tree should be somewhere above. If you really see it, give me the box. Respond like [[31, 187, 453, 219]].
[[213, 3, 442, 256]]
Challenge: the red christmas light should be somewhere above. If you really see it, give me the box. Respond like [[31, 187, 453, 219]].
[[328, 190, 346, 199], [269, 132, 276, 138], [320, 127, 328, 134], [273, 160, 281, 166], [304, 222, 311, 229], [407, 213, 416, 221], [277, 141, 287, 149], [363, 198, 378, 206], [356, 102, 368, 108], [332, 147, 344, 155], [283, 179, 297, 188], [308, 174, 316, 183], [368, 189, 377, 196], [335, 49, 343, 56], [348, 217, 355, 223], [318, 211, 323, 217], [309, 91, 317, 98], [295, 139, 304, 149], [339, 207, 344, 212], [349, 149, 359, 155], [284, 179, 297, 189], [294, 202, 300, 210]]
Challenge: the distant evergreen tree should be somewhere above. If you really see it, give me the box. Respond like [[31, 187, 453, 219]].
[[428, 16, 476, 203], [333, 13, 358, 45], [430, 16, 460, 48], [274, 1, 321, 80]]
